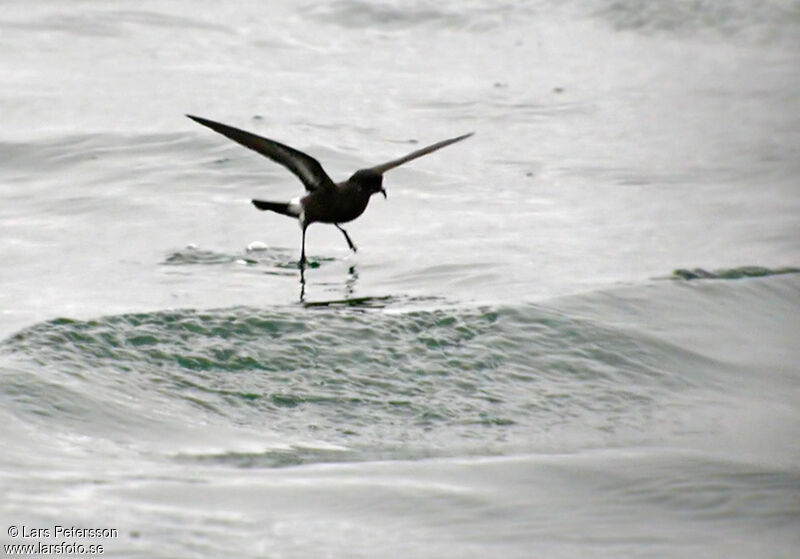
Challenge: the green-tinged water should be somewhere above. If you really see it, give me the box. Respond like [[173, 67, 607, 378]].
[[3, 301, 704, 461], [2, 276, 799, 558]]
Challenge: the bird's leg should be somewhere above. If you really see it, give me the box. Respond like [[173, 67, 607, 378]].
[[299, 266, 306, 302], [335, 224, 357, 253], [299, 225, 308, 269]]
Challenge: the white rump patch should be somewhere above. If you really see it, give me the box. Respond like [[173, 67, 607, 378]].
[[289, 196, 305, 226]]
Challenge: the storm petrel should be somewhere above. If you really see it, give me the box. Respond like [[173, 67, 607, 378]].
[[187, 115, 472, 268]]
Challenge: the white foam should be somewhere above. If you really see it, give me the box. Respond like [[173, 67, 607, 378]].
[[246, 241, 268, 252]]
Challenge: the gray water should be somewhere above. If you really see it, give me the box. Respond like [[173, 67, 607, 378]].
[[1, 1, 799, 557]]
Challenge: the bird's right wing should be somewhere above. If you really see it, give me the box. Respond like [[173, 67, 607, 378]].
[[369, 132, 474, 174], [187, 115, 336, 192]]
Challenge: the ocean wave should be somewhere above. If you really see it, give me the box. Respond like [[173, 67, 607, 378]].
[[670, 265, 800, 281], [0, 132, 194, 173], [0, 9, 230, 37], [1, 301, 722, 460], [300, 0, 800, 42], [592, 0, 800, 41], [301, 0, 532, 31], [161, 245, 331, 270]]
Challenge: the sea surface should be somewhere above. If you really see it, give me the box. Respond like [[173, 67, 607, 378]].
[[1, 1, 799, 557]]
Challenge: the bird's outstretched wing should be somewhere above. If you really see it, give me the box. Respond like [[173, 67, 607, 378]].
[[369, 132, 473, 174], [187, 115, 336, 192]]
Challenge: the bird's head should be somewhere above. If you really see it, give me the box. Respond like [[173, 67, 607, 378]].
[[349, 169, 387, 199]]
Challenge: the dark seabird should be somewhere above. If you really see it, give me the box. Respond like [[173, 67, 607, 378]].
[[187, 115, 472, 267]]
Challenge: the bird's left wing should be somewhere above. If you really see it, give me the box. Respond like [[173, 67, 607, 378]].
[[187, 115, 336, 192]]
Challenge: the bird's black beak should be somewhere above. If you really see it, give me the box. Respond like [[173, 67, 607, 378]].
[[381, 188, 387, 199]]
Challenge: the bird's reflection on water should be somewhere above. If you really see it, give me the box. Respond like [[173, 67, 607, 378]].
[[345, 265, 358, 299], [299, 263, 359, 304]]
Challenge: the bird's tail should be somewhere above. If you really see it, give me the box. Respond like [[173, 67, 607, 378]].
[[251, 199, 300, 218]]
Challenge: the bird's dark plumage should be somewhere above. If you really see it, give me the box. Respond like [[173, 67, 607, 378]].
[[187, 115, 472, 268], [369, 132, 474, 174], [187, 115, 335, 193]]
